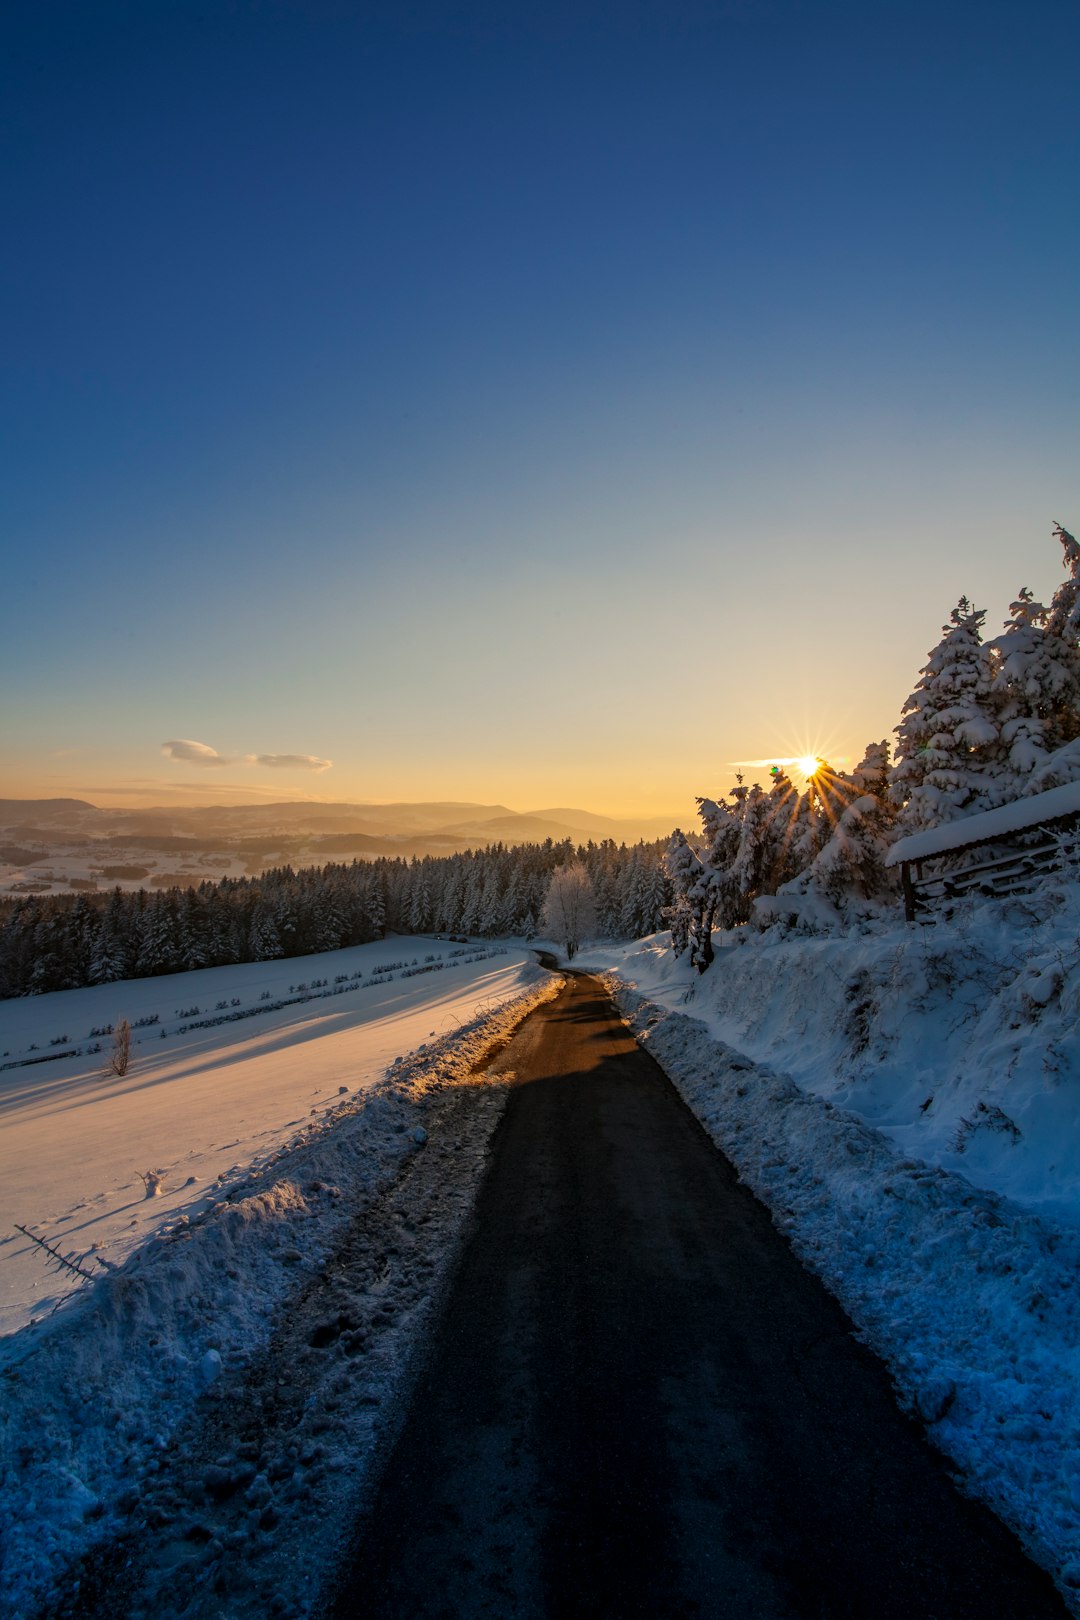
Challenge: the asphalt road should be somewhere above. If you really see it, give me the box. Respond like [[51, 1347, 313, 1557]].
[[328, 972, 1066, 1619]]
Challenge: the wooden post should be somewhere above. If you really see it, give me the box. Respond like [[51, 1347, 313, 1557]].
[[901, 861, 916, 923]]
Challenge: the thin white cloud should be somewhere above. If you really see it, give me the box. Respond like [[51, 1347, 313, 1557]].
[[730, 756, 848, 768], [252, 753, 333, 772], [729, 756, 804, 768], [162, 740, 332, 773], [162, 739, 233, 767]]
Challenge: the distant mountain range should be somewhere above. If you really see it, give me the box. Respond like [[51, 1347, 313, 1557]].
[[0, 798, 680, 897]]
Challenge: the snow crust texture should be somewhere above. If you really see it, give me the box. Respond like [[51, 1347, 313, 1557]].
[[0, 967, 561, 1620], [605, 967, 1080, 1611]]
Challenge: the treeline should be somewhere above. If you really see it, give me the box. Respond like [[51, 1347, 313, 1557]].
[[0, 838, 671, 998]]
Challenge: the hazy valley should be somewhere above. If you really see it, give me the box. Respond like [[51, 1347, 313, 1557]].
[[0, 798, 680, 898]]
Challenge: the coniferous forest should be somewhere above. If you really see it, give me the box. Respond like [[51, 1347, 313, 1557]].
[[0, 838, 671, 999]]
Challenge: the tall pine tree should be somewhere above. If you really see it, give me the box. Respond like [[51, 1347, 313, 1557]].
[[891, 598, 999, 830]]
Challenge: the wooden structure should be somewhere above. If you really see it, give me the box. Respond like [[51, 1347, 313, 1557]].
[[886, 780, 1080, 922]]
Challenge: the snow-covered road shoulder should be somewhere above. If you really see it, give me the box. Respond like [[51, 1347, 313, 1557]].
[[607, 979, 1080, 1611], [0, 964, 562, 1620]]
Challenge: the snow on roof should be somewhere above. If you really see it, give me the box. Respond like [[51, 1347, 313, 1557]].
[[886, 780, 1080, 867]]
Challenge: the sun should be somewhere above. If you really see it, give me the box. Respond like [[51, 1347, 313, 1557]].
[[735, 745, 843, 791]]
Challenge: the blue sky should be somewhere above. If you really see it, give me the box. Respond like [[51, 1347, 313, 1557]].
[[3, 0, 1078, 817]]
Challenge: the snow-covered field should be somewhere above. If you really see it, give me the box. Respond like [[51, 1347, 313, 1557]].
[[578, 898, 1080, 1610], [0, 937, 560, 1618], [0, 844, 253, 897], [0, 936, 533, 1338]]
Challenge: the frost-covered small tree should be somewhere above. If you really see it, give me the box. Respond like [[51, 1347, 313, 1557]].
[[890, 598, 999, 830], [541, 861, 597, 961], [108, 1018, 131, 1078]]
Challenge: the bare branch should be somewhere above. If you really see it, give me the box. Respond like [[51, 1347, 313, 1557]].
[[14, 1224, 105, 1284]]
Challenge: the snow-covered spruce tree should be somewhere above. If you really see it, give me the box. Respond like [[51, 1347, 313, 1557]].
[[696, 794, 746, 933], [989, 588, 1056, 791], [27, 915, 66, 994], [993, 524, 1080, 795], [983, 533, 1080, 798], [406, 861, 432, 935], [640, 853, 670, 939], [850, 738, 891, 798], [501, 866, 528, 935], [478, 866, 505, 936], [177, 889, 209, 972], [755, 769, 809, 892], [459, 863, 484, 937], [663, 831, 706, 964], [666, 787, 775, 967], [64, 895, 100, 988], [248, 899, 283, 961], [88, 889, 129, 985], [1046, 522, 1080, 647], [728, 784, 776, 912], [541, 861, 598, 960], [890, 597, 1000, 831], [707, 774, 809, 931]]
